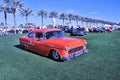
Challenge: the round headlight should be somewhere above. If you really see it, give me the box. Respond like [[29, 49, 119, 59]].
[[65, 45, 69, 51]]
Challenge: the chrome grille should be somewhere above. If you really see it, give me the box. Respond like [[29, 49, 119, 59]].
[[68, 46, 83, 54]]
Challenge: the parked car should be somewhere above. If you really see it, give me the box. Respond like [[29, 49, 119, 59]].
[[62, 26, 72, 33], [70, 28, 87, 36], [118, 27, 120, 30], [89, 27, 106, 33], [19, 28, 88, 61], [0, 30, 3, 36], [107, 27, 113, 32]]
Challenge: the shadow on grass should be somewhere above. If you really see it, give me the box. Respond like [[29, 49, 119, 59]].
[[14, 44, 64, 62], [14, 44, 26, 51]]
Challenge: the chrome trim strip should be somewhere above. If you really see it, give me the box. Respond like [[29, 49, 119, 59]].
[[20, 41, 35, 46], [20, 40, 63, 49]]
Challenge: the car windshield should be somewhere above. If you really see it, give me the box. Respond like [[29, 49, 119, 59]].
[[45, 31, 64, 39]]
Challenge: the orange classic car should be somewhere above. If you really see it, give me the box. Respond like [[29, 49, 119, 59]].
[[19, 28, 88, 61]]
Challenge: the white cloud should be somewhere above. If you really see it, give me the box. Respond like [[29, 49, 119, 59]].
[[90, 11, 96, 15], [67, 10, 75, 14]]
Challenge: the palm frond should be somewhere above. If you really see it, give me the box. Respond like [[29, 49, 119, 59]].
[[49, 11, 58, 18]]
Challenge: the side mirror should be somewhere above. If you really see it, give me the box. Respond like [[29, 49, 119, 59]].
[[35, 38, 40, 41]]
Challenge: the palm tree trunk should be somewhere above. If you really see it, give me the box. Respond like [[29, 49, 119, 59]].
[[4, 12, 7, 27], [26, 16, 28, 26], [26, 16, 28, 30], [41, 16, 43, 26], [81, 21, 83, 27], [70, 20, 71, 24], [96, 23, 98, 27], [4, 11, 7, 35], [90, 22, 92, 28], [63, 19, 64, 26], [76, 20, 78, 25], [13, 9, 17, 34], [86, 22, 88, 27]]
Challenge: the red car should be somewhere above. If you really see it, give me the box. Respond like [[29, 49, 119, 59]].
[[19, 28, 88, 61], [108, 27, 113, 32]]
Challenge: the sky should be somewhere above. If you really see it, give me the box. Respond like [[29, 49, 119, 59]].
[[0, 0, 120, 26]]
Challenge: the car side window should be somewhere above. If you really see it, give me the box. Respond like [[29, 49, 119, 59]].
[[36, 33, 43, 39], [45, 32, 55, 39], [28, 32, 34, 38]]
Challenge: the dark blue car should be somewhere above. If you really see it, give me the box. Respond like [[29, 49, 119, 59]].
[[70, 28, 87, 36], [63, 26, 72, 33]]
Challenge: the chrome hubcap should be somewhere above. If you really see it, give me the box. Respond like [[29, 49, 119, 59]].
[[53, 51, 59, 60]]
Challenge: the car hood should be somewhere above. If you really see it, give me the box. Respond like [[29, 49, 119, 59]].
[[41, 37, 86, 49]]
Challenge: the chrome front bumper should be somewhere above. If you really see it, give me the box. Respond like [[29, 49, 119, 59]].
[[61, 49, 88, 60]]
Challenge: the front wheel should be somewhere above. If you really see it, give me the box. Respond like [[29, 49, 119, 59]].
[[51, 50, 60, 61]]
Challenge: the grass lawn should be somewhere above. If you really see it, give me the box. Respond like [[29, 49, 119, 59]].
[[0, 31, 120, 80]]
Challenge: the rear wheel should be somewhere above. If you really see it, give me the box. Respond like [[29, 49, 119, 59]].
[[23, 45, 28, 50]]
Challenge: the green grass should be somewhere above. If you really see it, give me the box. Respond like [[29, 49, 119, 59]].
[[0, 31, 120, 80]]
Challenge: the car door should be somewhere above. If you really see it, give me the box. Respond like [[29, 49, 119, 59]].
[[26, 32, 36, 51], [37, 40, 51, 56], [32, 32, 50, 56]]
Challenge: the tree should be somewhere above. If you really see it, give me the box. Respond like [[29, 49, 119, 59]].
[[80, 17, 85, 27], [0, 22, 4, 26], [94, 19, 99, 27], [0, 2, 10, 28], [19, 7, 33, 26], [0, 1, 13, 34], [37, 10, 47, 26], [74, 15, 80, 25], [59, 13, 67, 26], [118, 23, 120, 25], [49, 11, 58, 26], [88, 18, 94, 28], [4, 0, 23, 34], [67, 14, 74, 24], [84, 17, 90, 27], [77, 16, 82, 26]]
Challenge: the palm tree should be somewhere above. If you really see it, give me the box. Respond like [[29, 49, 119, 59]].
[[49, 11, 58, 26], [90, 19, 95, 27], [95, 19, 99, 27], [4, 0, 23, 34], [0, 1, 12, 34], [67, 14, 74, 24], [88, 18, 94, 28], [37, 10, 47, 26], [19, 7, 33, 26], [74, 15, 80, 25], [59, 13, 67, 26], [99, 20, 104, 27], [84, 17, 90, 27], [80, 17, 86, 27], [78, 16, 83, 26], [0, 2, 10, 28]]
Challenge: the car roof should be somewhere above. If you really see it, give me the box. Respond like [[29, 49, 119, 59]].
[[31, 28, 61, 33]]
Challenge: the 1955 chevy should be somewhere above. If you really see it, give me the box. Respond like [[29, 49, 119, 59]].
[[19, 28, 88, 61]]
